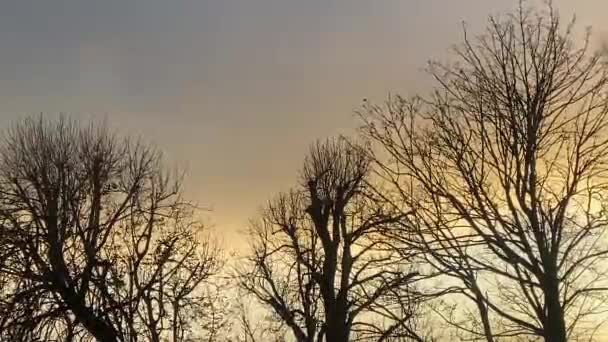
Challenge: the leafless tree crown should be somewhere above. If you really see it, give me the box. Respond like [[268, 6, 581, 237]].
[[0, 116, 225, 342], [360, 3, 608, 342], [238, 138, 426, 342]]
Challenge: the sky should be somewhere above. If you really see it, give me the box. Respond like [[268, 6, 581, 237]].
[[0, 0, 606, 249]]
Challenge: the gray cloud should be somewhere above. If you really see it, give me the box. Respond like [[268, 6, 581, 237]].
[[0, 0, 606, 241]]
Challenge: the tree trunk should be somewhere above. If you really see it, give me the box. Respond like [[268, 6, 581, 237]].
[[472, 286, 494, 342], [47, 204, 120, 342], [324, 322, 349, 342], [62, 291, 120, 342], [543, 270, 567, 342], [325, 308, 349, 342]]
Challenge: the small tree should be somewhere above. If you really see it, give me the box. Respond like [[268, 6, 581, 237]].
[[0, 116, 225, 341], [238, 138, 423, 342], [360, 3, 608, 342]]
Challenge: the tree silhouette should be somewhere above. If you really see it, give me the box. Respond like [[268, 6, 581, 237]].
[[238, 138, 425, 342], [0, 116, 225, 341], [360, 3, 608, 342]]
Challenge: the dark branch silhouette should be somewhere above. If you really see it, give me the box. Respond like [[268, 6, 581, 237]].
[[238, 138, 425, 342], [360, 3, 608, 342], [0, 116, 225, 341]]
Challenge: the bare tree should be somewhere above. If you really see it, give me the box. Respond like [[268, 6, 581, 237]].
[[0, 116, 225, 341], [360, 3, 608, 342], [238, 138, 423, 342]]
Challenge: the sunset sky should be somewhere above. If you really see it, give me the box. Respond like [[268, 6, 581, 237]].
[[1, 0, 606, 247]]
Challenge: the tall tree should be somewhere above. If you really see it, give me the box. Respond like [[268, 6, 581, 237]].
[[0, 116, 225, 341], [238, 138, 423, 342], [360, 3, 608, 342]]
